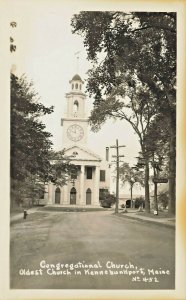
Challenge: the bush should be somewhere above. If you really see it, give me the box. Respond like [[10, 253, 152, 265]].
[[158, 191, 169, 209], [134, 196, 145, 208], [100, 193, 116, 208]]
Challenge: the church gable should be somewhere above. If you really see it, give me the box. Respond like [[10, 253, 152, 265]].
[[64, 145, 102, 162]]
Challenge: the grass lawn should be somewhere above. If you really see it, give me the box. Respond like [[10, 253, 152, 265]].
[[38, 205, 111, 212], [136, 209, 171, 219]]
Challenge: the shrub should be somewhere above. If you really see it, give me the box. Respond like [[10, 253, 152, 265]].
[[158, 191, 169, 209], [100, 192, 116, 208], [134, 196, 145, 208]]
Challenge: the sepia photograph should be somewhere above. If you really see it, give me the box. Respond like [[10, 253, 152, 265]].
[[1, 0, 186, 299]]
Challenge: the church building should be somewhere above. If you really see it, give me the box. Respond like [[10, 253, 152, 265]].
[[46, 74, 110, 206]]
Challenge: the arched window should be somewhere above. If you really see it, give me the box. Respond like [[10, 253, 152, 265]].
[[72, 83, 74, 90], [86, 188, 91, 205], [73, 100, 79, 116], [70, 187, 76, 205], [75, 83, 78, 89], [79, 84, 82, 90], [55, 187, 61, 204]]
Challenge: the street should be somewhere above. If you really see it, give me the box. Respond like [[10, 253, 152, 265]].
[[10, 210, 175, 289]]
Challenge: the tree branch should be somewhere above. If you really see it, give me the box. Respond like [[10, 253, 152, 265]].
[[131, 25, 176, 34]]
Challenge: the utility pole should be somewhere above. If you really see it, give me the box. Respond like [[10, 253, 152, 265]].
[[110, 139, 125, 213]]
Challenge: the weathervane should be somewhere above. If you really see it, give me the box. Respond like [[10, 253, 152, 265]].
[[74, 51, 80, 73]]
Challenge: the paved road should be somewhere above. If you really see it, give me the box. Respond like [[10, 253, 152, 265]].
[[10, 211, 175, 289]]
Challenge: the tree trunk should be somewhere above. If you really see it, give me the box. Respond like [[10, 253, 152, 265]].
[[153, 160, 158, 214], [141, 145, 150, 213], [154, 182, 158, 213], [130, 185, 133, 208], [168, 114, 176, 215], [145, 161, 150, 212]]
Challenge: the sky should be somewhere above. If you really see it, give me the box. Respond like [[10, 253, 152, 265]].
[[10, 2, 140, 153], [9, 1, 149, 195]]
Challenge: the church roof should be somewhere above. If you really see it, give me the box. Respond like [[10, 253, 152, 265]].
[[64, 145, 102, 162], [72, 74, 82, 81]]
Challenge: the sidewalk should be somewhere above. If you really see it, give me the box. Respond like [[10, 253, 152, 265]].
[[115, 208, 175, 228], [10, 207, 40, 223]]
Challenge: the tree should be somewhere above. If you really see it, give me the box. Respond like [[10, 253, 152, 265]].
[[11, 73, 54, 181], [143, 112, 171, 212], [11, 73, 54, 206], [119, 162, 144, 207], [71, 11, 176, 215], [88, 79, 157, 212], [11, 73, 77, 207], [48, 150, 78, 186]]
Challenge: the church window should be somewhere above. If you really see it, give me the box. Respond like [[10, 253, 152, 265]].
[[70, 187, 76, 194], [80, 84, 82, 90], [56, 168, 61, 177], [39, 188, 45, 199], [72, 84, 74, 89], [87, 167, 92, 179], [70, 187, 76, 205], [75, 83, 78, 89], [86, 188, 91, 205], [71, 169, 77, 179], [100, 170, 106, 182], [73, 100, 79, 116], [55, 187, 61, 204]]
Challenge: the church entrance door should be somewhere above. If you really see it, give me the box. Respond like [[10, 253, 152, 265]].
[[70, 187, 76, 205], [55, 187, 61, 204], [86, 188, 91, 205]]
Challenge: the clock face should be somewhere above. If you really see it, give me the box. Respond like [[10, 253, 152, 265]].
[[67, 124, 84, 142]]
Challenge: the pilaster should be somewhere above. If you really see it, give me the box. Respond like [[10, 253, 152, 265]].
[[80, 165, 85, 205], [63, 184, 69, 205], [94, 165, 100, 205], [47, 181, 53, 204]]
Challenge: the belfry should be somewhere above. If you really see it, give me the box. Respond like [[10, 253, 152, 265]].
[[46, 74, 110, 206]]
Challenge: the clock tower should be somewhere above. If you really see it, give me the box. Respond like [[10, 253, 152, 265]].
[[45, 73, 110, 207], [61, 74, 88, 147]]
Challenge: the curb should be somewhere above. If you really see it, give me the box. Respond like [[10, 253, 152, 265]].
[[113, 213, 175, 229]]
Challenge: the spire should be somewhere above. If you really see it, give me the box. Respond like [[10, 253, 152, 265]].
[[74, 51, 80, 74], [69, 74, 84, 92]]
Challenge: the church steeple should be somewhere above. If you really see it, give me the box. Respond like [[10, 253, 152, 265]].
[[61, 74, 88, 147], [69, 74, 84, 93], [65, 74, 86, 119]]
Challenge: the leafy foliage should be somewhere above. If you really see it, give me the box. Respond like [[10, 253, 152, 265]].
[[71, 11, 176, 214], [11, 73, 54, 182], [10, 74, 75, 207], [48, 150, 77, 186], [100, 191, 116, 208], [119, 162, 144, 188], [158, 191, 169, 209], [134, 196, 145, 208]]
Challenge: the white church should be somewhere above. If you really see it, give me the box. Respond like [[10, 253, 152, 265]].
[[45, 74, 110, 206]]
